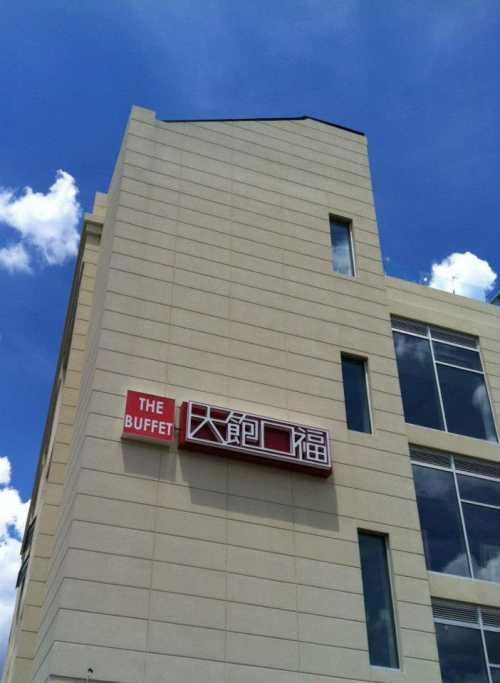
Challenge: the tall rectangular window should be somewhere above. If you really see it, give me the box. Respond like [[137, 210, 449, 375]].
[[412, 447, 500, 583], [432, 599, 499, 683], [330, 216, 355, 276], [358, 532, 399, 669], [341, 355, 372, 433], [392, 318, 497, 442]]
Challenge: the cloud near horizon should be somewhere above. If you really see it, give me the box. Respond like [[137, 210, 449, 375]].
[[427, 251, 497, 301], [0, 456, 30, 673], [0, 171, 81, 273]]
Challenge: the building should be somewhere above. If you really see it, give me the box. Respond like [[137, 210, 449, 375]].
[[3, 106, 500, 683]]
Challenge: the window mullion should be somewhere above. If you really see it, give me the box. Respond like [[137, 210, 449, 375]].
[[430, 333, 479, 352], [452, 456, 475, 580], [478, 609, 494, 683], [478, 347, 500, 442], [435, 360, 485, 375], [364, 359, 374, 432], [454, 468, 500, 485], [434, 617, 481, 630], [429, 328, 448, 431], [460, 498, 500, 512], [349, 223, 357, 277], [413, 461, 452, 474], [391, 327, 428, 340]]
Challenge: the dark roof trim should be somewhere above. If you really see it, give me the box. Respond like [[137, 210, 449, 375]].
[[161, 115, 365, 137]]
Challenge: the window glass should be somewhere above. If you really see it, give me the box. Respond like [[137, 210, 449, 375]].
[[457, 474, 500, 506], [490, 669, 500, 683], [485, 631, 500, 665], [463, 503, 500, 582], [435, 623, 489, 683], [433, 341, 482, 371], [392, 320, 498, 443], [341, 356, 371, 433], [358, 533, 399, 668], [330, 219, 354, 276], [437, 365, 497, 441], [413, 466, 470, 576], [393, 332, 444, 430]]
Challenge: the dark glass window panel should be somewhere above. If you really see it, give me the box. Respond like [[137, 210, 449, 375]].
[[393, 332, 444, 430], [433, 341, 482, 371], [463, 503, 500, 582], [437, 365, 497, 442], [413, 466, 470, 576], [485, 632, 500, 665], [358, 533, 399, 668], [457, 474, 500, 506], [341, 356, 371, 433], [490, 669, 500, 683], [435, 623, 489, 683], [330, 219, 354, 276]]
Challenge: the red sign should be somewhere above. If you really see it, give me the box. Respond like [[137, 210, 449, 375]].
[[122, 391, 175, 444], [179, 401, 331, 476]]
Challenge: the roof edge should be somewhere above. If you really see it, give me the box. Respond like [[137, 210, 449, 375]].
[[161, 115, 365, 137]]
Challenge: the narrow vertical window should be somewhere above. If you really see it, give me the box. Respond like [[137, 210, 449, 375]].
[[330, 217, 355, 276], [358, 532, 399, 669], [341, 355, 372, 433]]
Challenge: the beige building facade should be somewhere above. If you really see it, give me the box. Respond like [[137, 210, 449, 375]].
[[3, 106, 500, 683]]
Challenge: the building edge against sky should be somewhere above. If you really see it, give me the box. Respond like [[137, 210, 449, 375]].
[[3, 105, 500, 683]]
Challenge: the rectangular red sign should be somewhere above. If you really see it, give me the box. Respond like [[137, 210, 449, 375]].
[[122, 391, 175, 444], [179, 401, 331, 476]]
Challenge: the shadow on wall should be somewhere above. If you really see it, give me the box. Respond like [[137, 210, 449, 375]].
[[121, 439, 162, 479], [120, 441, 339, 533]]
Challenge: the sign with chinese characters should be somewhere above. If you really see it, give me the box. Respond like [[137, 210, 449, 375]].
[[122, 391, 175, 445], [179, 401, 331, 476]]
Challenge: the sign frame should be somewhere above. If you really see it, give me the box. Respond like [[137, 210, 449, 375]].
[[179, 400, 331, 476]]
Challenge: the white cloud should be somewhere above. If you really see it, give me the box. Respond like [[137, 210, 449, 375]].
[[0, 170, 81, 272], [0, 243, 31, 274], [428, 251, 497, 301], [0, 458, 11, 486], [0, 537, 22, 673], [0, 457, 30, 673]]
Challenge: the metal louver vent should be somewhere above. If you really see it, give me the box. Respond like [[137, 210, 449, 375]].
[[430, 325, 477, 349], [432, 599, 479, 625], [391, 317, 427, 336], [433, 600, 500, 631], [481, 608, 500, 628], [410, 447, 451, 469], [455, 456, 500, 480]]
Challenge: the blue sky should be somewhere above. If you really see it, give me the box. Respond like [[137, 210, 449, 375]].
[[0, 0, 499, 663]]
